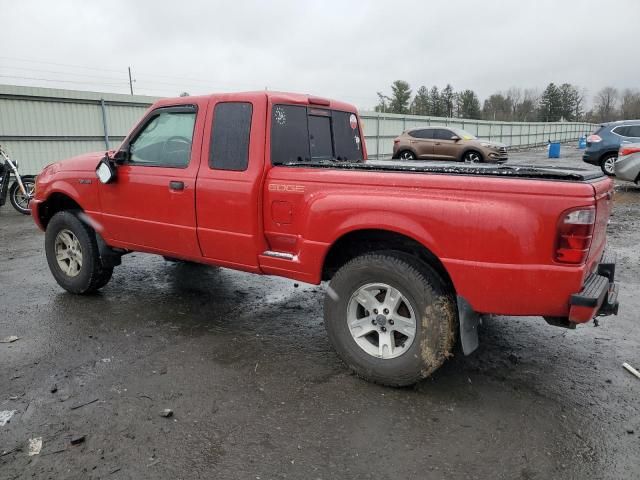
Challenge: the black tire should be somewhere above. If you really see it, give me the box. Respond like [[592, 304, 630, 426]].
[[398, 150, 416, 161], [9, 177, 35, 215], [600, 153, 617, 176], [324, 252, 457, 387], [462, 150, 483, 163], [45, 210, 113, 294]]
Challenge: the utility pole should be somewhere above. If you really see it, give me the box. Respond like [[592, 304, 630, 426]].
[[128, 66, 134, 95]]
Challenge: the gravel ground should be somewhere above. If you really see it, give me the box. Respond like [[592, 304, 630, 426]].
[[1, 145, 638, 479]]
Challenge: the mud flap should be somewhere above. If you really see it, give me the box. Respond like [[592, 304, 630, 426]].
[[457, 296, 480, 355]]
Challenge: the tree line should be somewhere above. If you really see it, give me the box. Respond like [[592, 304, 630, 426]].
[[375, 81, 640, 123]]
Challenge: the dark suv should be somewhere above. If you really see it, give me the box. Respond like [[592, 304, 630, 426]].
[[583, 120, 640, 175]]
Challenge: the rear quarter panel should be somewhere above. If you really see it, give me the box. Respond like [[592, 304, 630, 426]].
[[263, 167, 602, 316]]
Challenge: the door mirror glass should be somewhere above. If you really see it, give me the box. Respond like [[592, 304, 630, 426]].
[[96, 159, 117, 184]]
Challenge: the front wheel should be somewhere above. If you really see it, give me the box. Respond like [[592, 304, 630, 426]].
[[45, 211, 113, 294], [9, 177, 35, 215], [462, 151, 483, 163], [600, 154, 617, 176], [324, 252, 457, 387]]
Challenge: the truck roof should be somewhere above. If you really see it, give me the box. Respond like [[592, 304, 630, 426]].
[[152, 91, 358, 113]]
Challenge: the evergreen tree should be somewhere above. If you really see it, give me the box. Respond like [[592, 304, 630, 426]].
[[389, 80, 412, 114], [538, 83, 563, 121], [440, 84, 455, 118], [412, 86, 430, 116], [457, 90, 482, 119], [429, 86, 441, 116]]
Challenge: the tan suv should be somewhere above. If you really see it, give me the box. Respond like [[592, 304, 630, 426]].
[[392, 127, 508, 163]]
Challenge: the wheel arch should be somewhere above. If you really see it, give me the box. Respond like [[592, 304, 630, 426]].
[[38, 191, 84, 229], [321, 228, 455, 294], [459, 148, 484, 162]]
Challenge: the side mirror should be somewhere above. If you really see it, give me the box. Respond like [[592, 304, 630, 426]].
[[96, 157, 117, 184], [450, 135, 460, 141]]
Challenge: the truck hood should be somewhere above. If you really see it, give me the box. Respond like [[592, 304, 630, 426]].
[[54, 151, 105, 173]]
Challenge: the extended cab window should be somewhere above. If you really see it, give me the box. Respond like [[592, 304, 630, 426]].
[[271, 105, 363, 165], [210, 102, 253, 171], [129, 108, 196, 168]]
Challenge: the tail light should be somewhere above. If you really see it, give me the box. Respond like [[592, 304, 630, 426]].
[[587, 134, 602, 143], [619, 145, 640, 156], [393, 139, 400, 145], [555, 207, 595, 264]]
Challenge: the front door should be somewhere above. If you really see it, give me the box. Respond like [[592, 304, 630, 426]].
[[432, 128, 460, 160], [98, 105, 204, 258]]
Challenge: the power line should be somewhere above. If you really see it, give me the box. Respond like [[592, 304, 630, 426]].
[[0, 74, 128, 88], [0, 56, 126, 74]]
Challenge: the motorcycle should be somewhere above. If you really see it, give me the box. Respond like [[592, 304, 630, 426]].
[[0, 145, 35, 215]]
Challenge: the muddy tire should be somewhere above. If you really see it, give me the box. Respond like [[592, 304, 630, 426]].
[[45, 211, 113, 294], [324, 252, 457, 387]]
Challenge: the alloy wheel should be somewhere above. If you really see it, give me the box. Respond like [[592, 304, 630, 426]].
[[54, 229, 83, 277], [346, 282, 417, 359]]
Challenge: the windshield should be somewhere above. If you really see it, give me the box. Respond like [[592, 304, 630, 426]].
[[271, 105, 364, 164], [451, 128, 477, 140]]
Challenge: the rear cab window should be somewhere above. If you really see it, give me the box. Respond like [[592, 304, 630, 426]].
[[271, 105, 363, 165]]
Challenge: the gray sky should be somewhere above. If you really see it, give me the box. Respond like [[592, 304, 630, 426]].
[[1, 0, 638, 110]]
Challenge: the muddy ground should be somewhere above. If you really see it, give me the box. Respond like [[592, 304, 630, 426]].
[[1, 146, 638, 479]]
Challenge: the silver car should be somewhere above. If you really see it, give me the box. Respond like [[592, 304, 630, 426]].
[[615, 143, 640, 183]]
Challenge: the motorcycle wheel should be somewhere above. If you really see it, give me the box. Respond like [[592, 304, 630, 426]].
[[9, 177, 35, 215]]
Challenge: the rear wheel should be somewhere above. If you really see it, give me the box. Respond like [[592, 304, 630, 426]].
[[462, 150, 483, 163], [45, 211, 113, 293], [9, 177, 35, 215], [398, 150, 416, 161], [324, 252, 457, 387], [600, 153, 617, 176]]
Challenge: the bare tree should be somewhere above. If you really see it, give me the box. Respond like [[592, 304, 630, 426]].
[[594, 87, 619, 122], [506, 87, 522, 120], [620, 89, 640, 119]]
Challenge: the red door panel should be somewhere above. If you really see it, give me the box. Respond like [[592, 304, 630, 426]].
[[195, 94, 268, 271]]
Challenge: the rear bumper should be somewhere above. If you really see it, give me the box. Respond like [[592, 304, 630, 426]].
[[568, 250, 619, 323], [582, 152, 599, 165]]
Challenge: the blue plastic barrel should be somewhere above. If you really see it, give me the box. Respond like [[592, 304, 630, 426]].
[[548, 142, 561, 158], [578, 136, 587, 149]]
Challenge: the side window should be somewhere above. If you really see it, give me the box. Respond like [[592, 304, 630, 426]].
[[271, 105, 310, 164], [129, 109, 196, 168], [627, 125, 640, 138], [210, 102, 252, 171], [434, 128, 455, 140], [612, 126, 630, 137], [409, 129, 433, 139]]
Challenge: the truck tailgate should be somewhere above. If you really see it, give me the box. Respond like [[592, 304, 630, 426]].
[[587, 178, 614, 271]]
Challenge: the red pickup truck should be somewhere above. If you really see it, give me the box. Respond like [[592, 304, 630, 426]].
[[31, 91, 619, 386]]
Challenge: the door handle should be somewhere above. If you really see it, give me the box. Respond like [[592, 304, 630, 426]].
[[169, 180, 185, 191]]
